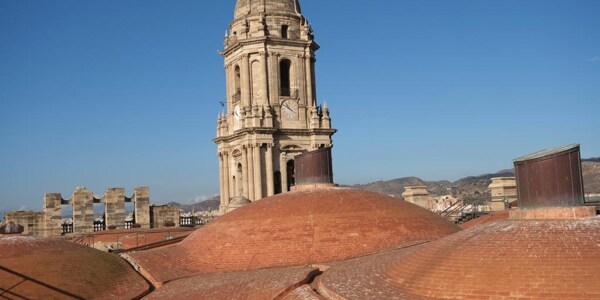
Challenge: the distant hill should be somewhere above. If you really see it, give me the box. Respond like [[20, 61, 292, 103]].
[[583, 157, 600, 163], [350, 177, 451, 198], [351, 170, 514, 198], [165, 158, 600, 209], [451, 171, 515, 197], [166, 196, 220, 213], [352, 158, 600, 197]]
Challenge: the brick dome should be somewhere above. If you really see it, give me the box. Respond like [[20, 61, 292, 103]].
[[385, 217, 600, 299], [128, 188, 460, 284], [234, 0, 301, 19], [0, 236, 149, 299]]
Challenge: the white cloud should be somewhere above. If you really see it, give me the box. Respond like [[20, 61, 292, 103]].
[[194, 194, 210, 203], [186, 194, 218, 204], [18, 205, 28, 211], [588, 56, 600, 62]]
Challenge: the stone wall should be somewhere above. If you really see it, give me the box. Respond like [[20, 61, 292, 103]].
[[150, 205, 181, 228], [4, 187, 152, 236], [72, 187, 94, 235], [134, 187, 150, 229], [43, 193, 63, 237], [2, 211, 44, 235]]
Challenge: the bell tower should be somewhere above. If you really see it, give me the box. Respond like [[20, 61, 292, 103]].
[[214, 0, 336, 213]]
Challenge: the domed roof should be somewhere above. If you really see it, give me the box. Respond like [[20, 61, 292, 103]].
[[234, 0, 301, 19], [128, 188, 460, 284], [317, 215, 600, 299], [0, 236, 149, 299], [384, 217, 600, 299]]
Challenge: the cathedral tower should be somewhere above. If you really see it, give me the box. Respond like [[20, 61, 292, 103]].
[[214, 0, 336, 213]]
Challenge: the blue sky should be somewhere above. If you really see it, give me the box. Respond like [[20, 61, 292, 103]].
[[1, 0, 599, 214]]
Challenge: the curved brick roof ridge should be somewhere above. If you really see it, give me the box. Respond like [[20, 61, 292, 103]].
[[128, 188, 460, 285], [145, 265, 320, 299], [0, 236, 150, 299], [386, 218, 600, 299], [317, 216, 600, 299]]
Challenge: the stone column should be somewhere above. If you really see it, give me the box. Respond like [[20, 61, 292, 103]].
[[254, 143, 263, 200], [305, 52, 314, 107], [241, 54, 251, 107], [269, 52, 280, 105], [225, 64, 232, 113], [223, 152, 231, 206], [247, 144, 255, 201], [310, 56, 317, 106], [134, 187, 150, 229], [242, 147, 249, 199], [296, 54, 306, 105], [43, 193, 63, 238], [266, 144, 274, 196], [72, 187, 94, 234], [260, 52, 269, 105], [104, 188, 125, 230], [280, 153, 288, 193], [218, 152, 226, 211]]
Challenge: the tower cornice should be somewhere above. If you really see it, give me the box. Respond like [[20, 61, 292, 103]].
[[221, 37, 318, 57]]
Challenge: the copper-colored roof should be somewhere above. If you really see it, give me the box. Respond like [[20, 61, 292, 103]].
[[0, 236, 150, 299], [128, 188, 460, 284], [145, 266, 320, 300], [459, 210, 509, 229], [78, 227, 194, 250], [318, 216, 600, 299]]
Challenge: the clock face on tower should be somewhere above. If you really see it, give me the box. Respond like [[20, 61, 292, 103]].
[[281, 100, 298, 119]]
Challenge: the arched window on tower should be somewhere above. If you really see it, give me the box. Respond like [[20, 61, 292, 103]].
[[281, 25, 289, 39], [234, 65, 241, 102], [279, 59, 291, 97]]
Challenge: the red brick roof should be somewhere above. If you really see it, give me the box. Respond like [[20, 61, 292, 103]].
[[145, 266, 320, 299], [459, 210, 510, 229], [128, 188, 460, 284], [0, 236, 150, 299], [318, 216, 600, 299], [76, 227, 194, 250]]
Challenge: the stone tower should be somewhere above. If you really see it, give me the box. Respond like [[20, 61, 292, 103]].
[[214, 0, 336, 213]]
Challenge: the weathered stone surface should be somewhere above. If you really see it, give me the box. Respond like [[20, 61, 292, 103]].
[[72, 187, 94, 235], [104, 188, 126, 229], [6, 187, 152, 236], [216, 0, 335, 213], [402, 186, 431, 210], [150, 204, 180, 228], [134, 187, 151, 228], [488, 177, 517, 211]]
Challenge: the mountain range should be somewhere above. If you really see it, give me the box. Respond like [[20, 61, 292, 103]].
[[173, 158, 600, 212]]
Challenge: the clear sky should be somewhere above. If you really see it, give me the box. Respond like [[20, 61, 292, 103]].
[[1, 0, 599, 214]]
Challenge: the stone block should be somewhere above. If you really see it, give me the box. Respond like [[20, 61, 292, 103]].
[[104, 188, 126, 229]]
